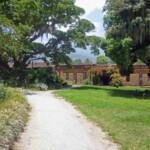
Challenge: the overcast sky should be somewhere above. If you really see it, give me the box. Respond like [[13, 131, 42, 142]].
[[75, 0, 106, 37]]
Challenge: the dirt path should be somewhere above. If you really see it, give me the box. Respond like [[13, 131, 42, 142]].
[[13, 91, 119, 150]]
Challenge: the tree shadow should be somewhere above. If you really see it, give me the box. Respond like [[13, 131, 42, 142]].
[[71, 86, 149, 100]]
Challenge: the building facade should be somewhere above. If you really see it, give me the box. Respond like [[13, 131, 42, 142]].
[[55, 64, 150, 86], [28, 62, 150, 86]]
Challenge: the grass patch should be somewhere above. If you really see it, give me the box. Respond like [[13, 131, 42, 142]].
[[56, 86, 150, 150], [0, 86, 30, 150]]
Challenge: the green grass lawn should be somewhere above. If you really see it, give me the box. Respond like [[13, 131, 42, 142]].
[[56, 86, 150, 150]]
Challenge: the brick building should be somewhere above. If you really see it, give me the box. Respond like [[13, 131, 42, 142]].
[[123, 65, 150, 86], [55, 64, 150, 86], [28, 62, 150, 86]]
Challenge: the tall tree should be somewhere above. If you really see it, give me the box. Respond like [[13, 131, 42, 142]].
[[0, 0, 102, 85], [103, 0, 150, 74]]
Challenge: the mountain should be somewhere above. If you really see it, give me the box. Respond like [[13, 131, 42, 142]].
[[68, 47, 104, 63]]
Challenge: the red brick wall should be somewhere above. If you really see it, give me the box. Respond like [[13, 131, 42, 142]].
[[56, 64, 150, 86]]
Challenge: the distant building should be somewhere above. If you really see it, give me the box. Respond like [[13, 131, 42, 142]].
[[55, 64, 150, 86], [27, 62, 150, 86]]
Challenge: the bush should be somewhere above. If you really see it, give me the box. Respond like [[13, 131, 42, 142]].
[[83, 79, 91, 85], [92, 75, 99, 85], [0, 86, 30, 150], [133, 90, 150, 98], [110, 73, 123, 87], [62, 81, 68, 87], [26, 68, 64, 89]]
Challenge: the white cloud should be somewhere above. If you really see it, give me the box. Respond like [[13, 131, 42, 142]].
[[93, 22, 105, 37], [75, 0, 106, 37], [75, 0, 106, 15], [87, 22, 105, 37]]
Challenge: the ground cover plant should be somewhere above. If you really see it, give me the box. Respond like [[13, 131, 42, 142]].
[[56, 86, 150, 150], [0, 86, 30, 150]]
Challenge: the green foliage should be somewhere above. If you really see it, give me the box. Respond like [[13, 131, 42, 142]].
[[83, 79, 91, 85], [107, 66, 118, 75], [0, 86, 30, 150], [0, 0, 102, 86], [87, 67, 100, 85], [26, 68, 64, 89], [103, 37, 136, 75], [0, 86, 6, 101], [110, 73, 123, 87], [103, 0, 150, 72], [96, 55, 108, 64], [92, 75, 99, 85], [133, 90, 150, 98], [72, 59, 83, 65]]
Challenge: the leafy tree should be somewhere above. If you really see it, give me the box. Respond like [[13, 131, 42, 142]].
[[103, 0, 150, 74], [0, 0, 102, 85], [96, 55, 108, 64], [72, 59, 83, 65]]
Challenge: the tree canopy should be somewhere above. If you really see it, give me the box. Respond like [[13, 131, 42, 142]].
[[72, 59, 83, 65], [96, 55, 108, 64], [103, 0, 150, 74], [0, 0, 102, 85]]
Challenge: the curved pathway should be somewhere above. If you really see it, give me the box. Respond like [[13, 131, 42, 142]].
[[13, 91, 119, 150]]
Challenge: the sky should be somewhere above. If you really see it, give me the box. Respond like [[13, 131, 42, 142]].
[[75, 0, 106, 37]]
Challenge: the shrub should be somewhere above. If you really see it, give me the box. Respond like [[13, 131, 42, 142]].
[[83, 79, 91, 85], [0, 86, 30, 150], [133, 90, 150, 98], [26, 68, 64, 89], [110, 73, 123, 87], [62, 81, 68, 87], [92, 75, 99, 85]]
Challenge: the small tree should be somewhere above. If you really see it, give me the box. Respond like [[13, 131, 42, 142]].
[[96, 55, 108, 64], [87, 67, 100, 85], [72, 59, 83, 65]]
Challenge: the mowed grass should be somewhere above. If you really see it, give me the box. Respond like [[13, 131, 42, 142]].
[[56, 86, 150, 150]]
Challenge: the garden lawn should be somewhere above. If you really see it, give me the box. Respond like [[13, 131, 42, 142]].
[[56, 86, 150, 150], [0, 86, 30, 150]]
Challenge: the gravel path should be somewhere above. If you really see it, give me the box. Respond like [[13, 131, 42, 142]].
[[13, 91, 119, 150]]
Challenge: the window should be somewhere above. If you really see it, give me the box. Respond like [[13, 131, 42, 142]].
[[83, 73, 87, 80], [66, 73, 69, 80]]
